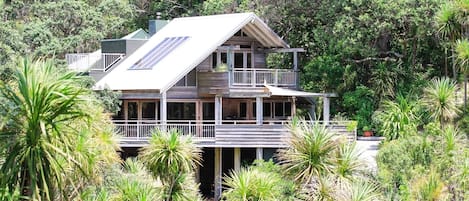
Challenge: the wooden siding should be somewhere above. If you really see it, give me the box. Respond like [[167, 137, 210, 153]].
[[215, 124, 289, 147], [214, 124, 356, 148], [167, 87, 198, 99], [197, 72, 229, 96], [196, 56, 212, 71]]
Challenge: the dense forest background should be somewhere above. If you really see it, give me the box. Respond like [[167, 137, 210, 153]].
[[0, 0, 463, 132]]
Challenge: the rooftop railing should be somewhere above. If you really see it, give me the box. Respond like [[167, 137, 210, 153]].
[[65, 53, 125, 72]]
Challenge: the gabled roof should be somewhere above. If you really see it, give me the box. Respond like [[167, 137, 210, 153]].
[[94, 13, 289, 92]]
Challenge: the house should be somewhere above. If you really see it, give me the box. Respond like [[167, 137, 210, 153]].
[[66, 13, 354, 200]]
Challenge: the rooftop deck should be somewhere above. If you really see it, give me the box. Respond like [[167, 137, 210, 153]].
[[114, 120, 356, 147]]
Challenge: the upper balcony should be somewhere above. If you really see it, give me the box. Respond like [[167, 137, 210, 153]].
[[198, 68, 298, 96], [66, 53, 125, 72]]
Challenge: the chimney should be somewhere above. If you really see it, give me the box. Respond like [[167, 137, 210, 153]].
[[149, 12, 169, 36]]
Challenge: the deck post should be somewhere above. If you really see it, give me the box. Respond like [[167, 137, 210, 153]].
[[256, 97, 263, 125], [214, 147, 222, 200], [323, 96, 330, 124], [234, 147, 241, 172], [256, 148, 263, 161], [160, 92, 167, 130], [215, 96, 222, 125], [291, 97, 296, 117], [293, 51, 299, 89]]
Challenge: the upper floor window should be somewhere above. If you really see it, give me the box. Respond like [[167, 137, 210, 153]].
[[234, 30, 250, 37], [175, 69, 196, 87]]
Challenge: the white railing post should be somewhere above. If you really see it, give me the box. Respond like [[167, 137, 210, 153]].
[[189, 121, 192, 137], [274, 69, 278, 86], [251, 69, 256, 87], [136, 121, 140, 139]]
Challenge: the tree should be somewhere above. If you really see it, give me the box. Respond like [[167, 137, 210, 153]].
[[139, 129, 203, 201], [222, 160, 301, 201], [277, 120, 381, 200], [0, 58, 119, 200], [422, 77, 460, 126]]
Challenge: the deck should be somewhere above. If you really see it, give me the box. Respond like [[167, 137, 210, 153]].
[[114, 120, 356, 147]]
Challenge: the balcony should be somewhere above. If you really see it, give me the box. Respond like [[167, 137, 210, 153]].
[[197, 68, 297, 96], [114, 120, 356, 147], [65, 53, 125, 72], [231, 68, 297, 87]]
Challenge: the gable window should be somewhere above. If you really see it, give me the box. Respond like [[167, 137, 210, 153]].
[[175, 69, 196, 87]]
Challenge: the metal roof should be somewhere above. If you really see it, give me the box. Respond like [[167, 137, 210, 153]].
[[94, 13, 289, 92]]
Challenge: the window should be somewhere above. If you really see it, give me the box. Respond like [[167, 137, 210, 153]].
[[212, 53, 217, 68], [142, 102, 156, 120], [167, 102, 196, 120], [274, 102, 292, 117], [127, 102, 138, 120], [239, 102, 247, 118], [234, 53, 244, 68], [129, 36, 189, 70], [263, 102, 271, 117], [175, 69, 196, 87]]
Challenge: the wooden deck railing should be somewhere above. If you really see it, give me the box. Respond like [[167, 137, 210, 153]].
[[231, 68, 296, 87], [113, 120, 216, 141], [113, 120, 356, 146]]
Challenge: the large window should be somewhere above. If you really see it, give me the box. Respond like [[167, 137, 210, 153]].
[[212, 51, 251, 69], [142, 102, 156, 120], [252, 101, 291, 119], [167, 102, 196, 120]]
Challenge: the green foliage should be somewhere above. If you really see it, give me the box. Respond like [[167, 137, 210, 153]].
[[139, 129, 203, 201], [423, 77, 460, 125], [377, 126, 469, 200], [0, 0, 136, 63], [278, 120, 381, 200], [342, 85, 375, 130], [373, 95, 421, 140], [95, 88, 122, 114], [0, 58, 119, 200], [223, 166, 282, 201]]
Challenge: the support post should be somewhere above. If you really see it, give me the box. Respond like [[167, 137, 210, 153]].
[[293, 51, 299, 89], [215, 96, 223, 125], [234, 148, 241, 172], [291, 97, 296, 117], [256, 97, 263, 125], [160, 92, 167, 130], [256, 148, 263, 161], [214, 148, 222, 200], [323, 96, 330, 124]]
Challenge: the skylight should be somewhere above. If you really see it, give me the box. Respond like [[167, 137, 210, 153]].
[[129, 36, 190, 70]]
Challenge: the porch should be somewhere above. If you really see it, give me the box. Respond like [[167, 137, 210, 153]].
[[114, 120, 356, 147]]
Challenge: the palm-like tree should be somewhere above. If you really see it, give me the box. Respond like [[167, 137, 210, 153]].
[[277, 120, 379, 200], [0, 58, 116, 200], [278, 122, 339, 183], [223, 167, 282, 201], [436, 1, 461, 78], [423, 77, 460, 126], [139, 129, 202, 201]]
